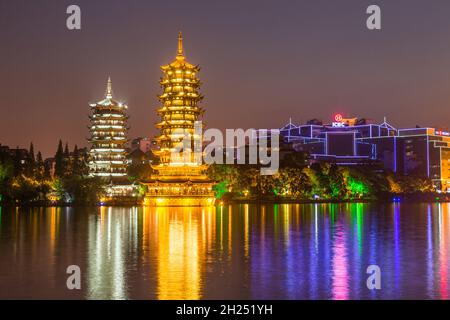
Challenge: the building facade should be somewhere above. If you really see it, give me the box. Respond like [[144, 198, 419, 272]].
[[394, 128, 450, 191]]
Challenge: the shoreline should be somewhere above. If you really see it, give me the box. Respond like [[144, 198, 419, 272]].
[[1, 194, 450, 207]]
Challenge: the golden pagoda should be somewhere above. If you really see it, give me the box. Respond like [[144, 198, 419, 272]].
[[143, 32, 215, 206]]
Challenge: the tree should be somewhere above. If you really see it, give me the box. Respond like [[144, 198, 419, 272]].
[[285, 168, 311, 198], [280, 151, 308, 168], [302, 167, 322, 198], [35, 151, 45, 181], [311, 163, 333, 199], [346, 172, 370, 199], [26, 142, 35, 176], [127, 149, 152, 181], [10, 175, 40, 202], [63, 175, 106, 204], [12, 149, 24, 176], [54, 140, 65, 177], [63, 142, 71, 176], [44, 160, 52, 179], [64, 142, 70, 158], [328, 165, 347, 199], [0, 161, 13, 201], [72, 145, 80, 176]]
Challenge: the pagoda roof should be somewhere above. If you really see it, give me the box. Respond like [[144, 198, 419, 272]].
[[90, 77, 128, 109], [161, 32, 200, 71], [161, 58, 198, 71], [143, 178, 213, 184], [92, 98, 125, 108]]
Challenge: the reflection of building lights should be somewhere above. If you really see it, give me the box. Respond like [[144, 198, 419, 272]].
[[332, 225, 349, 300]]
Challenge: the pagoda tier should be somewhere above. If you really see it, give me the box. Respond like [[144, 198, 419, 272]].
[[88, 77, 129, 182], [143, 32, 215, 207]]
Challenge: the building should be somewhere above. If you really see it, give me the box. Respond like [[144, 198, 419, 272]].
[[280, 114, 450, 191], [88, 78, 134, 197], [394, 128, 450, 191], [0, 144, 29, 175], [143, 32, 215, 206], [0, 144, 28, 163], [131, 137, 154, 153], [280, 115, 389, 166]]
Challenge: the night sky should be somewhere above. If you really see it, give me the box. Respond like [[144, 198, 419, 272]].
[[2, 0, 450, 157]]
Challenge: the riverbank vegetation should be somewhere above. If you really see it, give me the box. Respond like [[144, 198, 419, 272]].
[[207, 161, 435, 202], [0, 142, 441, 206], [0, 141, 106, 205]]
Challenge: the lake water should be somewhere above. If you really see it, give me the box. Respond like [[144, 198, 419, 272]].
[[0, 203, 449, 300]]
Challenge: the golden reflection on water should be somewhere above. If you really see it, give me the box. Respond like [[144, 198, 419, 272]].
[[143, 206, 216, 300], [244, 204, 249, 258], [49, 207, 58, 252]]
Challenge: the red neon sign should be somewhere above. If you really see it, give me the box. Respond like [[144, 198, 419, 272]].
[[334, 114, 343, 122]]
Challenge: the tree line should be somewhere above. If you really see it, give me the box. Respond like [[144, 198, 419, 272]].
[[0, 141, 440, 205], [0, 140, 104, 204], [208, 152, 436, 202]]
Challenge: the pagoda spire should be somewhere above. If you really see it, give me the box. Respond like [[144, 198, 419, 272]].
[[106, 76, 113, 99], [177, 31, 184, 58]]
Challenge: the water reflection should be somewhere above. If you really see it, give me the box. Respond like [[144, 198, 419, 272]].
[[331, 222, 349, 300], [0, 203, 449, 299], [87, 207, 139, 299], [149, 207, 209, 299], [438, 204, 449, 299]]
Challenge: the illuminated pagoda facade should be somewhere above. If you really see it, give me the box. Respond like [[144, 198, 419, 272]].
[[88, 78, 133, 196], [143, 32, 215, 206]]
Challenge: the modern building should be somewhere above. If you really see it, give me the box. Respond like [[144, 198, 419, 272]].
[[88, 78, 134, 197], [143, 32, 215, 206], [394, 128, 450, 191], [280, 116, 393, 166], [279, 115, 450, 191]]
